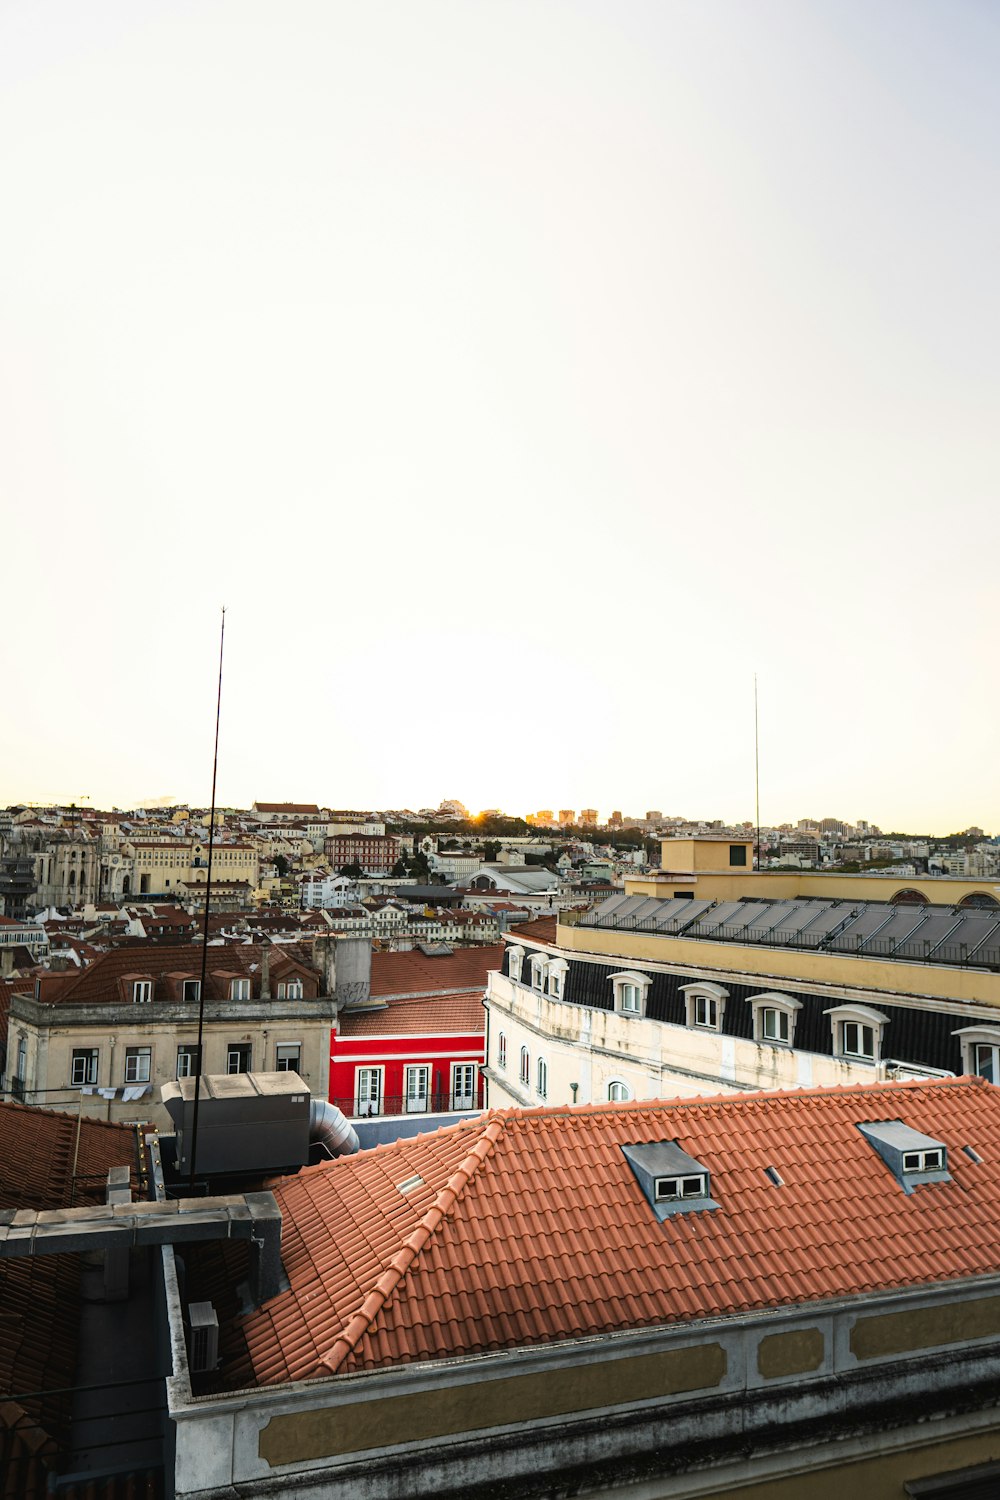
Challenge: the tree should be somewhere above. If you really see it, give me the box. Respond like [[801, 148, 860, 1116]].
[[274, 854, 290, 877], [339, 863, 365, 880], [483, 841, 501, 863], [407, 851, 431, 883], [390, 858, 408, 877]]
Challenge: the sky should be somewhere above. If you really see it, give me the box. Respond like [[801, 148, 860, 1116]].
[[2, 1, 998, 832]]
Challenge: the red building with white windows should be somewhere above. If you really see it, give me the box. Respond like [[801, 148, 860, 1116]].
[[324, 833, 400, 876], [328, 945, 501, 1118]]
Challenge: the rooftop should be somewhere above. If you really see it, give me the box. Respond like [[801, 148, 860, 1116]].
[[580, 893, 1000, 971], [370, 944, 502, 999], [203, 1075, 1000, 1389], [338, 989, 485, 1037]]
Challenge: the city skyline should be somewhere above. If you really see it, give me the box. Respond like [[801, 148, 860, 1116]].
[[3, 3, 999, 828]]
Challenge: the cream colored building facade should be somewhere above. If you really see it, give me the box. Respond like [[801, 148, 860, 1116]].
[[123, 840, 259, 899]]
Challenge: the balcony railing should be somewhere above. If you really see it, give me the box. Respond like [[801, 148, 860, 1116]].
[[333, 1092, 481, 1119]]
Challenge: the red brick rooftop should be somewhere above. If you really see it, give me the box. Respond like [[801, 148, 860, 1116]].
[[338, 990, 485, 1037], [218, 1077, 1000, 1387]]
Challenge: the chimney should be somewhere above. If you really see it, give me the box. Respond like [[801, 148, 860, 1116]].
[[260, 947, 271, 1000]]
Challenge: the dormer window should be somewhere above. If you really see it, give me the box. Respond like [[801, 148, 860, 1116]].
[[858, 1120, 951, 1194], [133, 980, 152, 1004], [277, 980, 303, 999], [546, 958, 568, 1000], [182, 979, 200, 1004], [681, 982, 728, 1032], [953, 1027, 1000, 1082], [507, 946, 524, 984], [529, 955, 547, 992], [622, 1140, 718, 1220], [610, 970, 651, 1018], [230, 978, 251, 1001], [749, 992, 802, 1047], [827, 1004, 888, 1065]]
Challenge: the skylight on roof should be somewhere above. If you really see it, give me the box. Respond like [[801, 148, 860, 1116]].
[[622, 1141, 717, 1221], [858, 1120, 951, 1195]]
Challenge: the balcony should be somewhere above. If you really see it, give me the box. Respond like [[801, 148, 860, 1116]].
[[333, 1092, 481, 1119]]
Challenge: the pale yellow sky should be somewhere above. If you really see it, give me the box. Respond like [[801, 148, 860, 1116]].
[[1, 1, 998, 833]]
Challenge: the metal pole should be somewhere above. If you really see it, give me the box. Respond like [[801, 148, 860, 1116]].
[[754, 673, 761, 871], [188, 607, 226, 1189]]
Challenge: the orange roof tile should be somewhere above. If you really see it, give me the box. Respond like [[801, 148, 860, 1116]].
[[370, 945, 502, 998], [225, 1077, 1000, 1387], [338, 991, 485, 1037]]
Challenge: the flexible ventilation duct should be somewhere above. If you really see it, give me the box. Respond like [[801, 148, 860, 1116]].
[[309, 1099, 360, 1157]]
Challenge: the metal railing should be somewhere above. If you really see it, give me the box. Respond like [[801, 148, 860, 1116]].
[[333, 1092, 481, 1119]]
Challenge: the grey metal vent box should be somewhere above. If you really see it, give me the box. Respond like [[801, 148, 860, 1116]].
[[162, 1072, 311, 1175]]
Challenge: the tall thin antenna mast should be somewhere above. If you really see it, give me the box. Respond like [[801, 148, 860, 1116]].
[[188, 606, 226, 1189], [754, 673, 761, 871]]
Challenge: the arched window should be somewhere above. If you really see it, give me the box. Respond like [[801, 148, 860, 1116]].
[[890, 889, 929, 906], [608, 1080, 632, 1102], [519, 1046, 530, 1086], [609, 970, 651, 1017], [529, 954, 548, 992], [497, 1032, 507, 1070], [959, 892, 1000, 909], [536, 1057, 548, 1098], [507, 945, 524, 984], [546, 957, 568, 1000], [825, 1004, 889, 1064], [748, 992, 802, 1047], [680, 981, 729, 1031]]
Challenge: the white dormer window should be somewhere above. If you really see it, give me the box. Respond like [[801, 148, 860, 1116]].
[[182, 979, 200, 1004], [529, 954, 548, 992], [230, 978, 251, 1001], [546, 957, 568, 1000], [507, 945, 524, 984], [826, 1004, 889, 1065], [133, 980, 152, 1004], [954, 1027, 1000, 1083], [681, 982, 728, 1031], [277, 980, 303, 999], [902, 1148, 943, 1172], [610, 970, 652, 1018], [748, 992, 802, 1047]]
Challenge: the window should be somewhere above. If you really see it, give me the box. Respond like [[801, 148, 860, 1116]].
[[453, 1063, 477, 1109], [132, 980, 152, 1004], [655, 1175, 705, 1202], [611, 970, 651, 1017], [277, 980, 303, 999], [227, 1043, 251, 1074], [497, 1032, 507, 1069], [547, 959, 568, 1000], [404, 1065, 430, 1113], [520, 1046, 530, 1086], [762, 1008, 789, 1042], [827, 1005, 887, 1064], [954, 1027, 1000, 1082], [176, 1045, 198, 1078], [536, 1057, 548, 1098], [749, 992, 802, 1047], [182, 979, 200, 1004], [71, 1049, 99, 1086], [124, 1047, 151, 1084], [681, 982, 728, 1031], [529, 955, 547, 992], [275, 1044, 300, 1072], [695, 995, 718, 1028], [356, 1067, 383, 1116], [729, 844, 748, 867], [903, 1149, 943, 1173], [843, 1022, 874, 1059], [608, 1081, 632, 1102], [230, 978, 251, 1000]]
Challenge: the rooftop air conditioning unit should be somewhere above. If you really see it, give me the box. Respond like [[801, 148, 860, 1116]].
[[187, 1301, 219, 1374]]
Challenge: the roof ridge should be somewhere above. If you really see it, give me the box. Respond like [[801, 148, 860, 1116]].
[[317, 1117, 508, 1374]]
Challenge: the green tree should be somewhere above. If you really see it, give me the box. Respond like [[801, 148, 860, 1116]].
[[274, 854, 290, 877], [339, 863, 365, 880]]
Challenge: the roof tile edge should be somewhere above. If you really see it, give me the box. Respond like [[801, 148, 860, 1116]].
[[317, 1118, 508, 1375]]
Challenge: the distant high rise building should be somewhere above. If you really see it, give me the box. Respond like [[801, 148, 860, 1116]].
[[609, 811, 623, 828], [645, 810, 662, 823], [580, 809, 598, 826], [559, 810, 576, 826], [534, 810, 555, 827]]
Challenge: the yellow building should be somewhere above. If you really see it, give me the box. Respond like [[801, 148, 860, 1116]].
[[123, 839, 258, 899]]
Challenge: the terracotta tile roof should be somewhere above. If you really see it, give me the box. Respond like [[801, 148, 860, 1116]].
[[338, 990, 485, 1037], [223, 1077, 1000, 1386], [506, 916, 557, 945], [38, 944, 317, 1006], [370, 944, 503, 999]]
